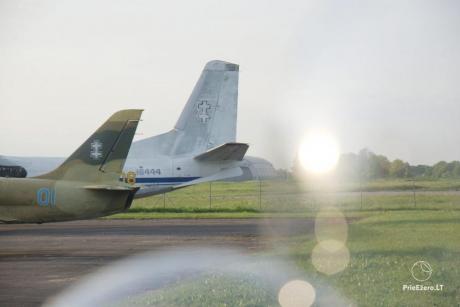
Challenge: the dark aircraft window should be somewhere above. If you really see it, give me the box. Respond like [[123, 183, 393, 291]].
[[0, 165, 27, 178], [176, 167, 181, 170]]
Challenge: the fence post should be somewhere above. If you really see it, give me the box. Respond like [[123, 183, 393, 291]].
[[413, 180, 417, 208], [209, 181, 212, 210], [259, 179, 262, 210], [163, 193, 166, 209], [360, 178, 363, 210]]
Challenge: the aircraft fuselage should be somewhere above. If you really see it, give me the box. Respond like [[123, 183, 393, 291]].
[[124, 156, 240, 197], [0, 177, 135, 224]]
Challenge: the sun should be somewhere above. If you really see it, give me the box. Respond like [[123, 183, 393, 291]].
[[298, 131, 340, 174]]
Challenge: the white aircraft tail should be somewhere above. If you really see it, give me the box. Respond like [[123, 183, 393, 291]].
[[129, 60, 239, 157]]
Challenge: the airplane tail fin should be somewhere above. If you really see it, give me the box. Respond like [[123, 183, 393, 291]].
[[128, 60, 238, 158], [173, 60, 239, 154], [36, 109, 143, 182]]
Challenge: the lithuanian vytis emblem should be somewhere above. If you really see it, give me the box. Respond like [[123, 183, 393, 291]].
[[90, 139, 103, 160]]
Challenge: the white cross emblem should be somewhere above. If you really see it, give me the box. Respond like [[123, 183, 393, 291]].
[[90, 139, 103, 160], [196, 100, 211, 123]]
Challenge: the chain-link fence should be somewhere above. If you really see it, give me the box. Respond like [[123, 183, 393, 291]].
[[131, 180, 460, 212]]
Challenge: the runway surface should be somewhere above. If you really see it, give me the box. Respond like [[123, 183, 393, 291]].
[[0, 218, 315, 306]]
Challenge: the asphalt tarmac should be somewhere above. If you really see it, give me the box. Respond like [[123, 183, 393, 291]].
[[0, 218, 315, 306]]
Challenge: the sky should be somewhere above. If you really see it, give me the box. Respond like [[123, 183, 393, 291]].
[[1, 0, 459, 169]]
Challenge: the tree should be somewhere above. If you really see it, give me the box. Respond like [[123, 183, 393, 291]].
[[356, 149, 391, 179], [389, 159, 410, 178], [452, 162, 460, 177], [432, 161, 448, 178], [376, 155, 391, 178], [409, 165, 431, 177], [292, 147, 460, 181], [336, 153, 360, 180]]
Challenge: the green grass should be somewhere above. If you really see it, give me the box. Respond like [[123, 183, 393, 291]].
[[330, 179, 460, 192], [290, 210, 460, 306], [112, 272, 279, 307], [106, 179, 460, 305], [103, 180, 460, 305], [103, 179, 460, 305], [107, 210, 460, 306], [106, 212, 303, 219], [105, 179, 460, 220], [302, 178, 460, 192], [106, 209, 371, 219]]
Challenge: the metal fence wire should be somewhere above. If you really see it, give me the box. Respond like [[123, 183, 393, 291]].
[[132, 180, 460, 212]]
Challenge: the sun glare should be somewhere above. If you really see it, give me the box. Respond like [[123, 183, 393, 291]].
[[298, 131, 340, 174]]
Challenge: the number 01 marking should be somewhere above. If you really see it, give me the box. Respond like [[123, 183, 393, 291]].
[[36, 188, 56, 207]]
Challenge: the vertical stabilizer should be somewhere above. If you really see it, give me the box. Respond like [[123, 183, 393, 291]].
[[128, 60, 239, 158], [173, 60, 239, 155], [37, 110, 143, 182]]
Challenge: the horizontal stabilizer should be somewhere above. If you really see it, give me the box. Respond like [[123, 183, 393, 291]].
[[173, 167, 243, 189], [84, 185, 139, 191], [194, 143, 249, 162]]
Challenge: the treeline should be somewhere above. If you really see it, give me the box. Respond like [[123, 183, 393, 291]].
[[293, 149, 460, 180]]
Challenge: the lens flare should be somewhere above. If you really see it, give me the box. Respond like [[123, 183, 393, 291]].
[[314, 208, 348, 246], [312, 208, 350, 275], [44, 247, 352, 307], [311, 240, 350, 275], [278, 279, 316, 307], [298, 131, 340, 174]]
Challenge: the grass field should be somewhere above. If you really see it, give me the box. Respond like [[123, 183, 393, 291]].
[[105, 180, 460, 306], [292, 210, 460, 306], [107, 179, 460, 219], [110, 210, 460, 306]]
